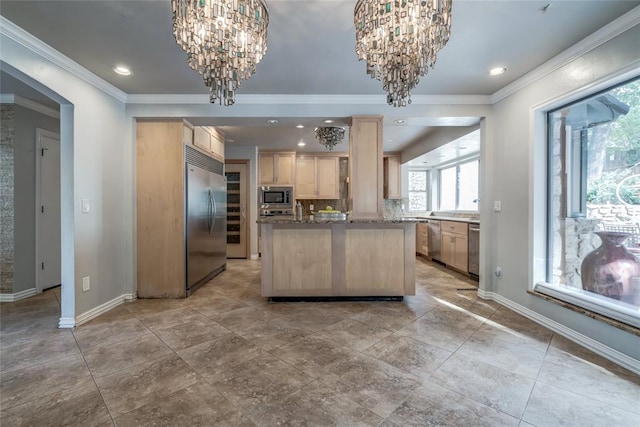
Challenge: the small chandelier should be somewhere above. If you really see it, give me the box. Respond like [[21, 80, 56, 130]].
[[354, 0, 452, 107], [315, 127, 345, 151], [172, 0, 269, 106]]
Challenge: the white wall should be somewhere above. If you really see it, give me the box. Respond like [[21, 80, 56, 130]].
[[225, 145, 259, 258], [1, 23, 131, 320], [488, 24, 640, 361]]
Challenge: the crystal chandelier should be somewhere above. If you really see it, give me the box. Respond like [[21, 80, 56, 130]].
[[315, 127, 345, 151], [172, 0, 269, 106], [354, 0, 452, 107]]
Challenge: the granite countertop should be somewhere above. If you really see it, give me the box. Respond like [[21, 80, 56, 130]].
[[257, 216, 480, 225], [420, 216, 480, 225], [257, 216, 430, 224]]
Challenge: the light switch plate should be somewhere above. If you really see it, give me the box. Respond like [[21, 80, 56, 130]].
[[82, 276, 90, 292], [82, 199, 90, 213], [493, 200, 502, 212]]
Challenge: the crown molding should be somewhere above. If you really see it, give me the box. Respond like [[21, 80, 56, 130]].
[[491, 5, 640, 104], [0, 94, 60, 119], [0, 16, 127, 103], [126, 93, 491, 105]]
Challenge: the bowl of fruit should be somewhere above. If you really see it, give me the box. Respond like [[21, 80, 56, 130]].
[[312, 206, 347, 221]]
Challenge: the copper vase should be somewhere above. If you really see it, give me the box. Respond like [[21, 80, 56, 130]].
[[581, 231, 640, 306]]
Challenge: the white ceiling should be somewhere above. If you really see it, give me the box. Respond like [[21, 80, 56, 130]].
[[1, 0, 638, 156]]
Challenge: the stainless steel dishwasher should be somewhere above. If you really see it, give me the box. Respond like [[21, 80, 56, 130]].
[[468, 224, 480, 279]]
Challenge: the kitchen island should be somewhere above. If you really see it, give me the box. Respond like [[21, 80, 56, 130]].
[[258, 217, 424, 298]]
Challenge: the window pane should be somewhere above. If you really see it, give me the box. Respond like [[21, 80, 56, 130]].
[[548, 77, 640, 318], [458, 160, 479, 210], [408, 171, 427, 191], [409, 192, 427, 211], [440, 166, 456, 210]]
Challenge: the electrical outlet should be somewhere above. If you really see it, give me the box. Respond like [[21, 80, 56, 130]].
[[82, 276, 90, 292], [310, 204, 314, 211], [493, 200, 502, 212], [495, 267, 503, 279]]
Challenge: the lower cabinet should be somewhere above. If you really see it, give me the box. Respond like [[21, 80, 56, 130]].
[[440, 221, 469, 273]]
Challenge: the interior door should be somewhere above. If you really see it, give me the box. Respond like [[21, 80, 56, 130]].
[[36, 130, 61, 292], [225, 162, 248, 258]]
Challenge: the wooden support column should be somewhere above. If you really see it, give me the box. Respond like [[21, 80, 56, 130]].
[[349, 115, 384, 219]]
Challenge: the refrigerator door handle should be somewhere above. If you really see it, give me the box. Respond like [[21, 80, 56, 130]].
[[210, 188, 216, 235], [241, 204, 246, 224], [207, 189, 213, 234]]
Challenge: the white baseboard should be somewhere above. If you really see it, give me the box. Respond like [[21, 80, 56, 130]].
[[123, 292, 137, 302], [0, 288, 37, 302], [58, 317, 75, 328], [74, 294, 128, 326], [478, 290, 640, 376], [251, 253, 260, 260]]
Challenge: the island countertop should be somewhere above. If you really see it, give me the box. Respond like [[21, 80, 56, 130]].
[[257, 216, 430, 224], [257, 216, 479, 225]]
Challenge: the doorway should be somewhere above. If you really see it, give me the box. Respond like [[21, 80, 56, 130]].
[[225, 161, 249, 258], [35, 128, 61, 292]]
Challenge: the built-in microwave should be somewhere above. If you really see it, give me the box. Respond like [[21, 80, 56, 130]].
[[260, 186, 293, 208]]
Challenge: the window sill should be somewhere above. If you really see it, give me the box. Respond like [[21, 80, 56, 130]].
[[528, 289, 640, 337]]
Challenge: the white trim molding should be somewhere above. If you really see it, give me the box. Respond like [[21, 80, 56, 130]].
[[491, 5, 640, 104], [0, 15, 127, 103], [126, 93, 492, 106], [0, 94, 60, 119], [58, 317, 75, 329], [74, 293, 131, 326], [0, 288, 37, 302], [478, 289, 640, 376]]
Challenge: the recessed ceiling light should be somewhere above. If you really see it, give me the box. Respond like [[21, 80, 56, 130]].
[[296, 125, 304, 129], [394, 119, 406, 124], [297, 141, 306, 147], [266, 119, 278, 125], [323, 119, 334, 124], [489, 67, 507, 76], [112, 65, 132, 76]]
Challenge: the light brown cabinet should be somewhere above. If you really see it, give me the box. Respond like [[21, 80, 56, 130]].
[[259, 152, 296, 185], [136, 120, 190, 298], [384, 155, 402, 199], [440, 221, 468, 273], [295, 155, 340, 199], [193, 126, 224, 161], [416, 223, 428, 256], [349, 116, 384, 219]]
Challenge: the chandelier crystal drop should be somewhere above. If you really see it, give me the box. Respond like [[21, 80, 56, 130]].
[[172, 0, 269, 106], [315, 127, 345, 151], [354, 0, 452, 107]]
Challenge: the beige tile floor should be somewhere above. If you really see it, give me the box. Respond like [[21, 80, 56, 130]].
[[1, 258, 639, 426]]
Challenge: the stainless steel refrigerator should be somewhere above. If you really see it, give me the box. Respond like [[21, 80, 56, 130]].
[[185, 145, 226, 295]]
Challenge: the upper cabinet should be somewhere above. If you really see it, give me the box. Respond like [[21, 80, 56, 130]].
[[259, 152, 296, 185], [384, 154, 401, 199], [295, 155, 340, 199], [193, 126, 224, 161]]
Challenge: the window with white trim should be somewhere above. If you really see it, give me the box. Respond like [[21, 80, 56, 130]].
[[408, 170, 428, 211], [544, 76, 640, 327], [439, 158, 479, 211]]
